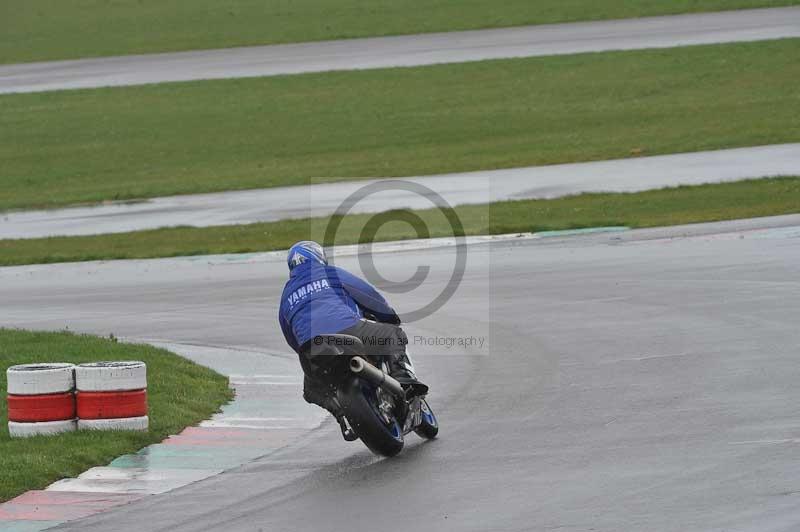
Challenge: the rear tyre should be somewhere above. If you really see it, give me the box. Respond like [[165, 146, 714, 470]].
[[338, 378, 404, 457], [414, 398, 439, 439]]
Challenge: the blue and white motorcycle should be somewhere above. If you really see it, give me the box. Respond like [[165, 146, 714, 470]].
[[312, 334, 438, 457]]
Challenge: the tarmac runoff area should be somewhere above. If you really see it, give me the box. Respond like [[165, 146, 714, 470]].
[[0, 215, 799, 530], [1, 143, 799, 239], [1, 7, 799, 94]]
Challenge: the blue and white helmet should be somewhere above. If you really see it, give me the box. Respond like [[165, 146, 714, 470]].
[[287, 241, 327, 271]]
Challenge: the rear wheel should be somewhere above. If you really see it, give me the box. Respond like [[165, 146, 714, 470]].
[[338, 378, 404, 457], [414, 398, 439, 439]]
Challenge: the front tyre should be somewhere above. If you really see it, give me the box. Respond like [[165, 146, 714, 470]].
[[338, 378, 404, 457]]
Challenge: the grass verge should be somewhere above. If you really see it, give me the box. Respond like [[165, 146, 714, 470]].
[[0, 177, 797, 267], [1, 39, 799, 212], [0, 329, 233, 503], [1, 0, 797, 64]]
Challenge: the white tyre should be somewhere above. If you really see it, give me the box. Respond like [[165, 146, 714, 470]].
[[8, 419, 77, 438], [6, 363, 75, 395], [78, 416, 149, 432], [75, 361, 147, 392]]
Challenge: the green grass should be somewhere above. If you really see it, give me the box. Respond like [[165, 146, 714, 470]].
[[1, 39, 799, 213], [0, 329, 233, 502], [0, 177, 797, 267], [1, 0, 797, 64]]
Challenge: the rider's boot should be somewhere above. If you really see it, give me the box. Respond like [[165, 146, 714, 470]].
[[335, 412, 358, 442], [390, 352, 429, 398], [324, 396, 358, 442], [304, 380, 358, 441]]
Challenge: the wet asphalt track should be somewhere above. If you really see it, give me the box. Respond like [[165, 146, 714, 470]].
[[2, 143, 799, 239], [1, 7, 799, 94], [2, 215, 800, 531]]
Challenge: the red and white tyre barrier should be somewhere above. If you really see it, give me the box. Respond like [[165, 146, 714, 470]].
[[75, 361, 148, 432], [6, 363, 76, 437]]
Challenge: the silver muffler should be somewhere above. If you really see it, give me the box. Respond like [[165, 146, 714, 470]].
[[349, 356, 405, 398]]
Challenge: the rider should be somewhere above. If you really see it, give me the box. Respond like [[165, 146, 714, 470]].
[[278, 240, 428, 440]]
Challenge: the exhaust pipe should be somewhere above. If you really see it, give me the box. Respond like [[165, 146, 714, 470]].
[[349, 356, 405, 398]]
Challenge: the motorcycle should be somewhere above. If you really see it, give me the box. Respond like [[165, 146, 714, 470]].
[[309, 334, 438, 457]]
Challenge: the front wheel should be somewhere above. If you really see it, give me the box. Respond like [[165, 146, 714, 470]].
[[337, 378, 404, 457]]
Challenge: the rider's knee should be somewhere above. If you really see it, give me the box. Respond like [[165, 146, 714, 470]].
[[303, 377, 330, 407], [302, 388, 314, 404]]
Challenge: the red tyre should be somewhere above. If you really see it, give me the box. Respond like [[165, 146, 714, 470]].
[[76, 390, 147, 420], [7, 393, 76, 423]]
